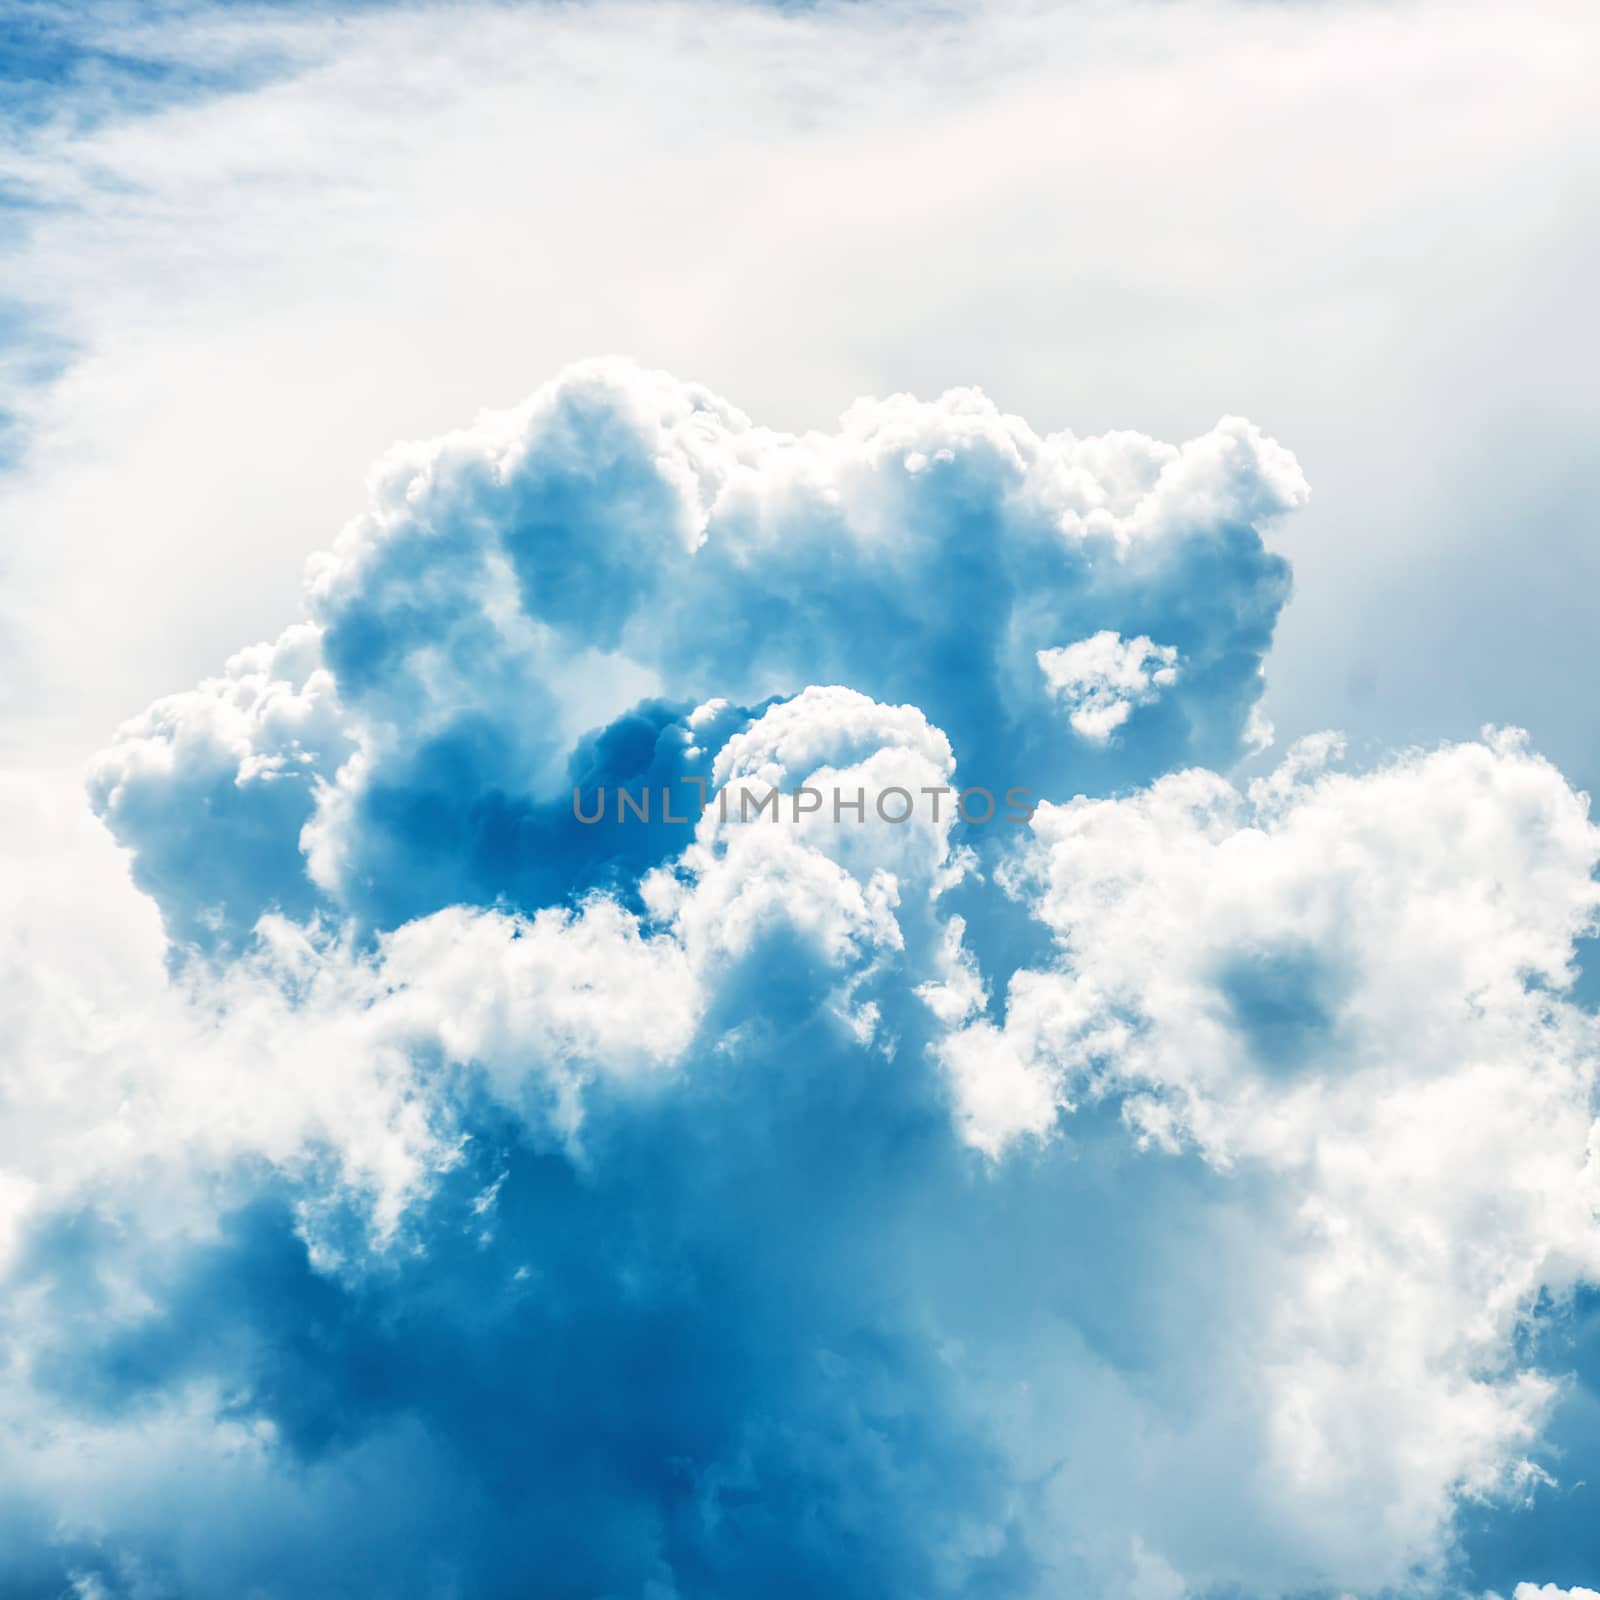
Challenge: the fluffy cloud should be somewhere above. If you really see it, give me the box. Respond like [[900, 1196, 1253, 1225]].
[[90, 358, 1303, 948], [937, 728, 1600, 1588], [4, 363, 1599, 1598], [1037, 630, 1180, 743]]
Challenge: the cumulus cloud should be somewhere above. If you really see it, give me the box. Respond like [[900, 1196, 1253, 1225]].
[[1037, 630, 1180, 743], [936, 727, 1600, 1587], [3, 362, 1598, 1598], [90, 359, 1303, 948]]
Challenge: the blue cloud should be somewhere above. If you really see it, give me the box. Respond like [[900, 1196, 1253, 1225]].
[[1, 976, 1252, 1598], [7, 363, 1599, 1600], [91, 361, 1303, 952]]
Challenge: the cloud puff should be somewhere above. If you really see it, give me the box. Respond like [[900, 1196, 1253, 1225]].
[[1037, 630, 1181, 743], [5, 362, 1599, 1598], [937, 727, 1600, 1588], [90, 358, 1303, 949]]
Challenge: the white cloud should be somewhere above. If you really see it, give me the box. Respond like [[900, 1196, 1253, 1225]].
[[86, 358, 1300, 947], [1037, 630, 1180, 742], [935, 727, 1600, 1587], [11, 672, 1600, 1593], [3, 683, 977, 1256]]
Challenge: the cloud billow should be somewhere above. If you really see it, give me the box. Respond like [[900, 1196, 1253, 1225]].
[[3, 363, 1597, 1599], [90, 359, 1302, 947]]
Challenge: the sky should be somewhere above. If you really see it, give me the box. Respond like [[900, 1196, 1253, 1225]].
[[1, 1, 1599, 1597]]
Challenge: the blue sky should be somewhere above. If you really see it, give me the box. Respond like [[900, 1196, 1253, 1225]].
[[1, 3, 1599, 1598]]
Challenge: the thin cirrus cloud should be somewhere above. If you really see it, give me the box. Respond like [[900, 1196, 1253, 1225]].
[[0, 357, 1596, 1597]]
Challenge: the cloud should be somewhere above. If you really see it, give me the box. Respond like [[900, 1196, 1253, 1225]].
[[90, 358, 1303, 949], [3, 362, 1600, 1599], [0, 0, 1597, 1590], [3, 0, 1597, 808], [937, 726, 1600, 1587], [1037, 630, 1180, 743]]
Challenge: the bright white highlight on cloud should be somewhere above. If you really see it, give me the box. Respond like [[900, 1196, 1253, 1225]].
[[1037, 630, 1180, 742]]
